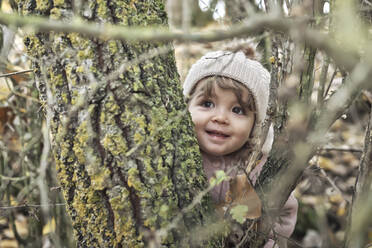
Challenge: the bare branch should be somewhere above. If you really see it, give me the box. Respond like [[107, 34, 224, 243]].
[[266, 62, 372, 210], [0, 69, 33, 78], [344, 103, 372, 248]]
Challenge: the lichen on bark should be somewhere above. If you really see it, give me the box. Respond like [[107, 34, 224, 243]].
[[20, 0, 221, 246]]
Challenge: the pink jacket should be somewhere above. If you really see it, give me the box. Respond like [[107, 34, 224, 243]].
[[203, 153, 298, 247]]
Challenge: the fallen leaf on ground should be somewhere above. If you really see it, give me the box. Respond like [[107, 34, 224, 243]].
[[0, 239, 18, 248]]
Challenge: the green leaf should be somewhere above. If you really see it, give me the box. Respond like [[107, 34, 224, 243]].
[[209, 170, 228, 187], [230, 205, 249, 224]]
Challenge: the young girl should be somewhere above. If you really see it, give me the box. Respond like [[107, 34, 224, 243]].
[[183, 50, 298, 247]]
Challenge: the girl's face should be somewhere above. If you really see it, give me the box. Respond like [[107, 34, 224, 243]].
[[188, 80, 255, 157]]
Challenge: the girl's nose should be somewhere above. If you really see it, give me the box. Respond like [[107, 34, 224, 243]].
[[211, 109, 229, 124]]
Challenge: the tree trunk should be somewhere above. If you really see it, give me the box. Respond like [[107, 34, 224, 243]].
[[18, 0, 219, 246]]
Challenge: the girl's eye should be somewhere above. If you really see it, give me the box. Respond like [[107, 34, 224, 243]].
[[201, 101, 214, 108], [232, 106, 244, 115]]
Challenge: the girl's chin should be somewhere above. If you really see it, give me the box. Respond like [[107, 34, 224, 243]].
[[201, 148, 230, 157]]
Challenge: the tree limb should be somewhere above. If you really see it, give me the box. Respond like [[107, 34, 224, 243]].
[[344, 100, 372, 248], [0, 12, 362, 72]]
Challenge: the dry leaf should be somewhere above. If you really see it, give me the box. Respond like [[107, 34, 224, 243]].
[[319, 156, 349, 176], [0, 217, 7, 225], [329, 119, 345, 132], [3, 228, 15, 239], [368, 229, 372, 245], [301, 195, 321, 205], [342, 153, 359, 168], [0, 78, 12, 101], [337, 202, 347, 217], [329, 193, 343, 204], [318, 156, 336, 170], [8, 136, 21, 152], [1, 0, 13, 13], [14, 216, 28, 237], [0, 239, 18, 248], [42, 218, 56, 235], [0, 106, 15, 134], [361, 90, 372, 106], [227, 174, 262, 220]]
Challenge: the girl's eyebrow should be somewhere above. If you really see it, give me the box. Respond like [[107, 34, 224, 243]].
[[194, 91, 208, 99]]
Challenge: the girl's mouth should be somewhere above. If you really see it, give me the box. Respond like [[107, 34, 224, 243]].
[[206, 130, 229, 138]]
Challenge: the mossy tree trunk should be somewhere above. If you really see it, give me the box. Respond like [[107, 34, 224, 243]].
[[17, 0, 217, 247]]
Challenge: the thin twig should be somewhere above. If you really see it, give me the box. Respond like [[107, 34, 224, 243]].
[[0, 174, 30, 181], [0, 12, 366, 73], [318, 147, 363, 153], [266, 61, 372, 217], [0, 69, 34, 78], [344, 105, 372, 247], [317, 165, 351, 204], [36, 61, 53, 219], [253, 228, 305, 248], [9, 90, 40, 102], [323, 68, 338, 98], [0, 203, 66, 209]]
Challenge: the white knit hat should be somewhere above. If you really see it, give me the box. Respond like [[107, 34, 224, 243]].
[[183, 50, 273, 154]]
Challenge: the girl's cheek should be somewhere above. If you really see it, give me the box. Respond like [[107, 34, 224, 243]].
[[189, 113, 197, 125]]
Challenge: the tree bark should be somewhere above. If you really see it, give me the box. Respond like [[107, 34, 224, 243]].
[[18, 0, 218, 246]]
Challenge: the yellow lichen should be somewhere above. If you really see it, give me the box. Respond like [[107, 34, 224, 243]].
[[76, 65, 84, 73], [73, 121, 89, 164], [36, 0, 51, 11], [50, 72, 64, 87], [102, 133, 128, 156], [24, 36, 46, 57], [53, 0, 65, 7], [108, 187, 143, 247], [96, 0, 109, 19], [61, 92, 69, 104], [133, 132, 144, 144], [50, 7, 61, 19], [127, 168, 142, 191], [108, 40, 119, 54]]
